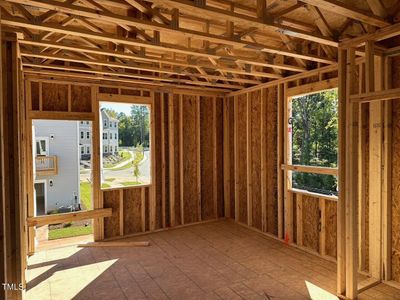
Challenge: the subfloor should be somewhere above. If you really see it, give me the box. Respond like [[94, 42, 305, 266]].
[[26, 220, 400, 300]]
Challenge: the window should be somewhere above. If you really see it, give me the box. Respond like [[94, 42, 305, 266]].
[[289, 89, 338, 196], [100, 102, 151, 189], [87, 146, 90, 154], [104, 120, 107, 127], [81, 146, 84, 154], [86, 121, 89, 125], [80, 131, 84, 139], [35, 138, 49, 156], [87, 132, 90, 139], [80, 121, 83, 124]]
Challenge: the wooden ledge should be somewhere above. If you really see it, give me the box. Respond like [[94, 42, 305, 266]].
[[27, 208, 112, 227]]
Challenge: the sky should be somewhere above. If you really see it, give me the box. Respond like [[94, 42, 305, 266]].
[[100, 102, 133, 116]]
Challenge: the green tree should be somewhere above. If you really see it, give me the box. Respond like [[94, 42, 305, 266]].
[[132, 144, 144, 182], [291, 89, 338, 195]]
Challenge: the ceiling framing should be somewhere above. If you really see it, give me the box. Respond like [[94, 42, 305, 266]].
[[0, 0, 397, 92]]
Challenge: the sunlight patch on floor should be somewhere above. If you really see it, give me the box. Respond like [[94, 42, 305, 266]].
[[306, 281, 339, 300], [27, 259, 117, 300]]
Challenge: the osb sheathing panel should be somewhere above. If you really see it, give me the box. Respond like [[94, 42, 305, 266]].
[[71, 85, 91, 113], [200, 96, 215, 220], [325, 200, 337, 258], [391, 55, 400, 282], [228, 97, 235, 219], [123, 188, 143, 234], [182, 95, 200, 224], [250, 90, 262, 230], [266, 87, 278, 235], [173, 95, 182, 225], [216, 98, 224, 218], [42, 83, 68, 112], [302, 195, 320, 253], [31, 81, 39, 110], [237, 93, 248, 224], [154, 92, 163, 229], [103, 190, 121, 238]]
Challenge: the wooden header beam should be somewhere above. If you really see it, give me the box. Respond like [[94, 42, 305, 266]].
[[27, 208, 112, 227]]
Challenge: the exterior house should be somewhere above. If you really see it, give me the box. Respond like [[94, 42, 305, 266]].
[[79, 121, 92, 160], [101, 108, 119, 155], [33, 120, 80, 216], [78, 109, 119, 160]]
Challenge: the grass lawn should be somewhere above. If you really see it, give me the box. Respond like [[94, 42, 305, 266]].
[[121, 181, 141, 186], [105, 178, 115, 182], [48, 225, 93, 240], [101, 183, 111, 188], [108, 161, 132, 171], [80, 182, 92, 210]]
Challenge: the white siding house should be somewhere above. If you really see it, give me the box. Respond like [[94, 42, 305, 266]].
[[33, 120, 80, 215]]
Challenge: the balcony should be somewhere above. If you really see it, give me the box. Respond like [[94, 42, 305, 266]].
[[35, 156, 58, 176]]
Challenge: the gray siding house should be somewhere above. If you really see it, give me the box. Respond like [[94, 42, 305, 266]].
[[33, 120, 80, 215]]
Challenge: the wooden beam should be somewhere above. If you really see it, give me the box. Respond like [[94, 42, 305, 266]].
[[281, 164, 338, 176], [344, 47, 358, 300], [319, 198, 326, 256], [223, 97, 231, 218], [150, 92, 156, 231], [246, 92, 252, 226], [3, 3, 337, 62], [277, 84, 284, 239], [151, 0, 338, 46], [337, 48, 346, 296], [27, 208, 112, 227], [168, 94, 176, 226], [212, 97, 218, 218], [261, 88, 267, 232], [234, 95, 239, 222], [366, 0, 387, 18], [19, 38, 305, 74], [160, 94, 166, 228], [350, 87, 400, 103], [300, 0, 390, 27], [296, 194, 303, 246], [119, 189, 124, 236], [78, 241, 150, 247], [179, 94, 184, 224]]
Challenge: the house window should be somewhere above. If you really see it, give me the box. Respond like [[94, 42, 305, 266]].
[[87, 132, 90, 139], [87, 146, 90, 154], [81, 146, 84, 154], [86, 121, 89, 125], [80, 121, 83, 124], [104, 120, 107, 127], [100, 101, 151, 189], [35, 138, 49, 156], [80, 131, 84, 139], [289, 89, 338, 196]]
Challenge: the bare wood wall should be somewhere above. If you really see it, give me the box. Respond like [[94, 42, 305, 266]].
[[225, 87, 279, 236], [25, 80, 225, 240]]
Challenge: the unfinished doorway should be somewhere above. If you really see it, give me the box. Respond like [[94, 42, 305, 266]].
[[34, 181, 46, 216]]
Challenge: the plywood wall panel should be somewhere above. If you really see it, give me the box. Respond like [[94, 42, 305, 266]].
[[71, 85, 91, 113], [302, 196, 320, 253], [250, 90, 262, 230], [266, 87, 278, 235], [42, 83, 68, 112], [391, 56, 400, 282], [103, 190, 121, 238], [182, 95, 200, 223], [237, 94, 248, 224], [200, 96, 215, 220], [325, 200, 337, 258], [123, 188, 143, 234], [31, 81, 39, 111]]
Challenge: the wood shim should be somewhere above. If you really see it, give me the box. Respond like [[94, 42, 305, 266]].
[[78, 241, 150, 247]]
